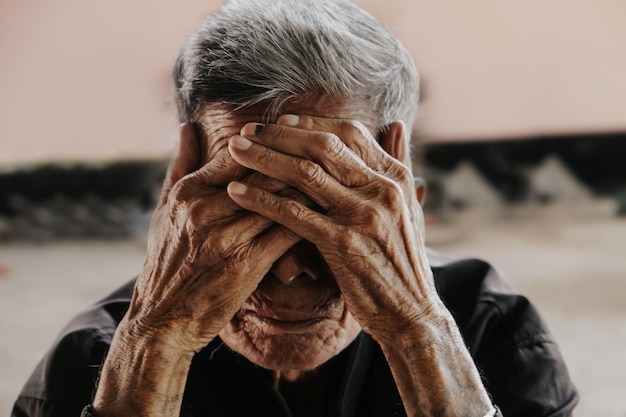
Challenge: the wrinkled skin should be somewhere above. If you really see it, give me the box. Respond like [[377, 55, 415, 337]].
[[223, 113, 436, 350], [220, 106, 436, 374], [128, 99, 376, 367], [93, 97, 494, 417]]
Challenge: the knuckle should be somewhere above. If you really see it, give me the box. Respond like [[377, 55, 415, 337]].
[[336, 120, 375, 162], [273, 125, 289, 142], [346, 119, 367, 134], [317, 132, 343, 157], [393, 162, 413, 183], [377, 177, 405, 207], [378, 155, 410, 180], [168, 181, 194, 216], [298, 160, 326, 187], [342, 119, 371, 140], [359, 200, 386, 231], [389, 163, 416, 197], [185, 198, 206, 226], [336, 229, 367, 255], [168, 179, 221, 227], [292, 115, 315, 130], [255, 188, 274, 209], [279, 199, 307, 222], [256, 143, 272, 161], [168, 175, 190, 201], [282, 188, 315, 208], [248, 172, 283, 191]]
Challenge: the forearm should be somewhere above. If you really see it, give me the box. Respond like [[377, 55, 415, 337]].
[[92, 321, 195, 417], [380, 307, 494, 417]]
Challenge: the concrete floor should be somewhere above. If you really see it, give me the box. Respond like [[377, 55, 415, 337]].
[[427, 210, 626, 417], [1, 211, 625, 416]]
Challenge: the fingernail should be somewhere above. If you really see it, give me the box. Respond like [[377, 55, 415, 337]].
[[231, 135, 252, 150], [278, 114, 299, 126], [228, 182, 247, 195], [241, 123, 264, 136]]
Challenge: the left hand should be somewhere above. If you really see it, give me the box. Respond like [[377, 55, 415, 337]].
[[226, 114, 443, 345]]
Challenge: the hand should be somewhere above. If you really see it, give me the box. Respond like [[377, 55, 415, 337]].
[[226, 115, 441, 345], [126, 124, 302, 353]]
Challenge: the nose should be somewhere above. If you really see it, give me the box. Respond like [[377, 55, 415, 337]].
[[269, 241, 322, 286]]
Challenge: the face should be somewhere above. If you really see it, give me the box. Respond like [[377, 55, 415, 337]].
[[220, 239, 362, 373], [198, 97, 377, 373]]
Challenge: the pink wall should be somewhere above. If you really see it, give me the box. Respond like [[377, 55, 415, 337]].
[[364, 0, 626, 142], [2, 0, 625, 164]]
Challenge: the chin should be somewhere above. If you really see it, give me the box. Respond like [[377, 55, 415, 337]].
[[219, 314, 362, 371]]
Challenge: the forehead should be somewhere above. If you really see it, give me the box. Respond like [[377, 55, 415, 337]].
[[198, 96, 377, 146]]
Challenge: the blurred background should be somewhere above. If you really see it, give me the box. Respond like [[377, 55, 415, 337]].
[[1, 0, 625, 415]]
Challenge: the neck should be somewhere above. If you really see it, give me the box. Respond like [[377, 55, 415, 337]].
[[271, 369, 309, 387], [272, 366, 335, 417]]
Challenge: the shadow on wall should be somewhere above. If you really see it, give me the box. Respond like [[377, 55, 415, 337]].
[[422, 133, 626, 220], [1, 133, 625, 241], [0, 161, 167, 241]]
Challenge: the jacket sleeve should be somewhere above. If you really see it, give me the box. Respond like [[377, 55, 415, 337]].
[[430, 253, 578, 417], [11, 326, 110, 417], [12, 282, 133, 417], [463, 265, 579, 417]]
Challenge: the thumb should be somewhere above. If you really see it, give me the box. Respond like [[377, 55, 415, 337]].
[[158, 123, 200, 206]]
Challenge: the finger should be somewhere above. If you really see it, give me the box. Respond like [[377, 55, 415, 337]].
[[188, 189, 243, 220], [167, 146, 250, 206], [246, 223, 301, 273], [238, 123, 372, 188], [204, 209, 279, 253], [159, 125, 249, 205], [277, 187, 316, 210], [276, 114, 395, 172], [227, 181, 336, 244], [159, 124, 201, 206], [277, 115, 414, 200], [191, 146, 249, 188], [228, 135, 358, 210], [246, 171, 290, 194], [178, 144, 290, 197]]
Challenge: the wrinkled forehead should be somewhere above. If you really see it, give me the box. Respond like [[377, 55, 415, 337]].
[[195, 96, 380, 163]]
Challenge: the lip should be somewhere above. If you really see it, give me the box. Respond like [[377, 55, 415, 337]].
[[244, 310, 329, 333]]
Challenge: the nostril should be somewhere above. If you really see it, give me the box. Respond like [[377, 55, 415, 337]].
[[268, 270, 317, 286], [269, 241, 325, 285], [292, 271, 318, 285]]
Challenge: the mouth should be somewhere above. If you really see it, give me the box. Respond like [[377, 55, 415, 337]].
[[242, 310, 330, 334], [238, 269, 345, 335]]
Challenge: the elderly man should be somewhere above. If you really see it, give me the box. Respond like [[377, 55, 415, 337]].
[[13, 0, 578, 416]]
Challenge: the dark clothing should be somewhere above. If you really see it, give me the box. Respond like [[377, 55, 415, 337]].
[[12, 250, 578, 416]]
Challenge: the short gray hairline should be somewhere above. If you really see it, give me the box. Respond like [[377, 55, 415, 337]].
[[176, 0, 419, 134]]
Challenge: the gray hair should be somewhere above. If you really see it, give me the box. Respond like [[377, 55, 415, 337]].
[[174, 0, 419, 132]]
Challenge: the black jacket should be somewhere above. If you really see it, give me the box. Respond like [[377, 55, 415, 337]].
[[12, 250, 578, 416]]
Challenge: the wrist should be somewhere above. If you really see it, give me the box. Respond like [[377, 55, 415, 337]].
[[379, 310, 495, 417], [119, 309, 216, 355], [92, 319, 196, 416], [374, 298, 455, 350]]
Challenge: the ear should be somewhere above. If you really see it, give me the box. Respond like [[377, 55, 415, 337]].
[[414, 176, 427, 206], [379, 120, 411, 168]]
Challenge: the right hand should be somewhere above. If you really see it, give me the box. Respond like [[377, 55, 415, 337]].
[[124, 124, 302, 353]]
